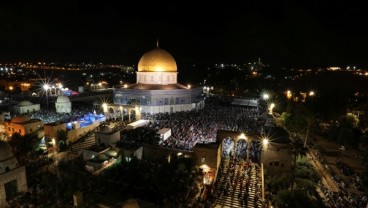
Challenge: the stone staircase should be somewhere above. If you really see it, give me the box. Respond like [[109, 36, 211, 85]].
[[66, 133, 96, 155], [213, 161, 262, 208]]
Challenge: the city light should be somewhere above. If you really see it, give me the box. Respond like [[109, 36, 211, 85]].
[[262, 138, 269, 146], [286, 90, 292, 99], [262, 93, 269, 100], [187, 84, 191, 89], [309, 91, 315, 96], [43, 84, 50, 90]]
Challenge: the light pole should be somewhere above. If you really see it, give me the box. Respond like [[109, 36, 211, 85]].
[[9, 86, 13, 101], [43, 84, 50, 111], [263, 138, 269, 166], [262, 138, 269, 208], [120, 106, 123, 121]]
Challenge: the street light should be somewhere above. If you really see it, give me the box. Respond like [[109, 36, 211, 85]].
[[262, 93, 270, 100], [286, 90, 292, 100], [9, 86, 13, 100], [120, 106, 123, 121], [239, 133, 246, 140], [268, 103, 275, 115], [262, 137, 269, 208], [102, 103, 108, 113]]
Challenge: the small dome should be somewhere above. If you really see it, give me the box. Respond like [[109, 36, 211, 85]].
[[138, 48, 177, 72], [0, 141, 13, 161], [11, 115, 31, 123], [100, 126, 112, 133], [57, 95, 70, 103], [17, 100, 33, 106]]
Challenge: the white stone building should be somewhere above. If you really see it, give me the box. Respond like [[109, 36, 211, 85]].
[[14, 100, 40, 114], [55, 95, 72, 113]]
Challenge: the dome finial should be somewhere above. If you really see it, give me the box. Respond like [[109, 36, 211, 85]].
[[156, 38, 159, 48]]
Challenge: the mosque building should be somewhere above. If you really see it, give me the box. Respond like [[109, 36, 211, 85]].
[[111, 44, 204, 115]]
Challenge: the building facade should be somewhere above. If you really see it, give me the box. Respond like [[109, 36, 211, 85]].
[[4, 116, 43, 137], [14, 100, 40, 115], [0, 141, 28, 207]]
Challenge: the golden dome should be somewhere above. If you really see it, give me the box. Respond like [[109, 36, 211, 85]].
[[138, 48, 177, 72]]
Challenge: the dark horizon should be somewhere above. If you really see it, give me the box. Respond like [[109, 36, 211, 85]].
[[1, 1, 368, 68]]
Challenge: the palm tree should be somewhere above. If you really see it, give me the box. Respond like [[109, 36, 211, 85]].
[[304, 113, 316, 148], [291, 140, 308, 190]]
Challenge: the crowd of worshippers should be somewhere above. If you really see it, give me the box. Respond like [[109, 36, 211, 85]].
[[211, 158, 263, 207], [30, 107, 95, 124], [142, 97, 263, 151], [315, 151, 367, 208], [318, 181, 367, 208]]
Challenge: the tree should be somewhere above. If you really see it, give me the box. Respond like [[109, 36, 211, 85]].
[[277, 112, 291, 127], [304, 113, 316, 147], [8, 133, 40, 161], [290, 141, 308, 190], [273, 189, 319, 208], [57, 129, 68, 151], [329, 114, 362, 147]]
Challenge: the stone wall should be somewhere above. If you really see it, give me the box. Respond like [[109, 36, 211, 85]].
[[0, 166, 27, 207]]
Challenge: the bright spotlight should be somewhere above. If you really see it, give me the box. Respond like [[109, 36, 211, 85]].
[[309, 91, 315, 96], [239, 133, 246, 139], [43, 84, 50, 90], [262, 93, 269, 100], [102, 103, 108, 112], [263, 138, 269, 146]]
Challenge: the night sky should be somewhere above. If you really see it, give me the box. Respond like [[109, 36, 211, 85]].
[[1, 1, 368, 67]]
